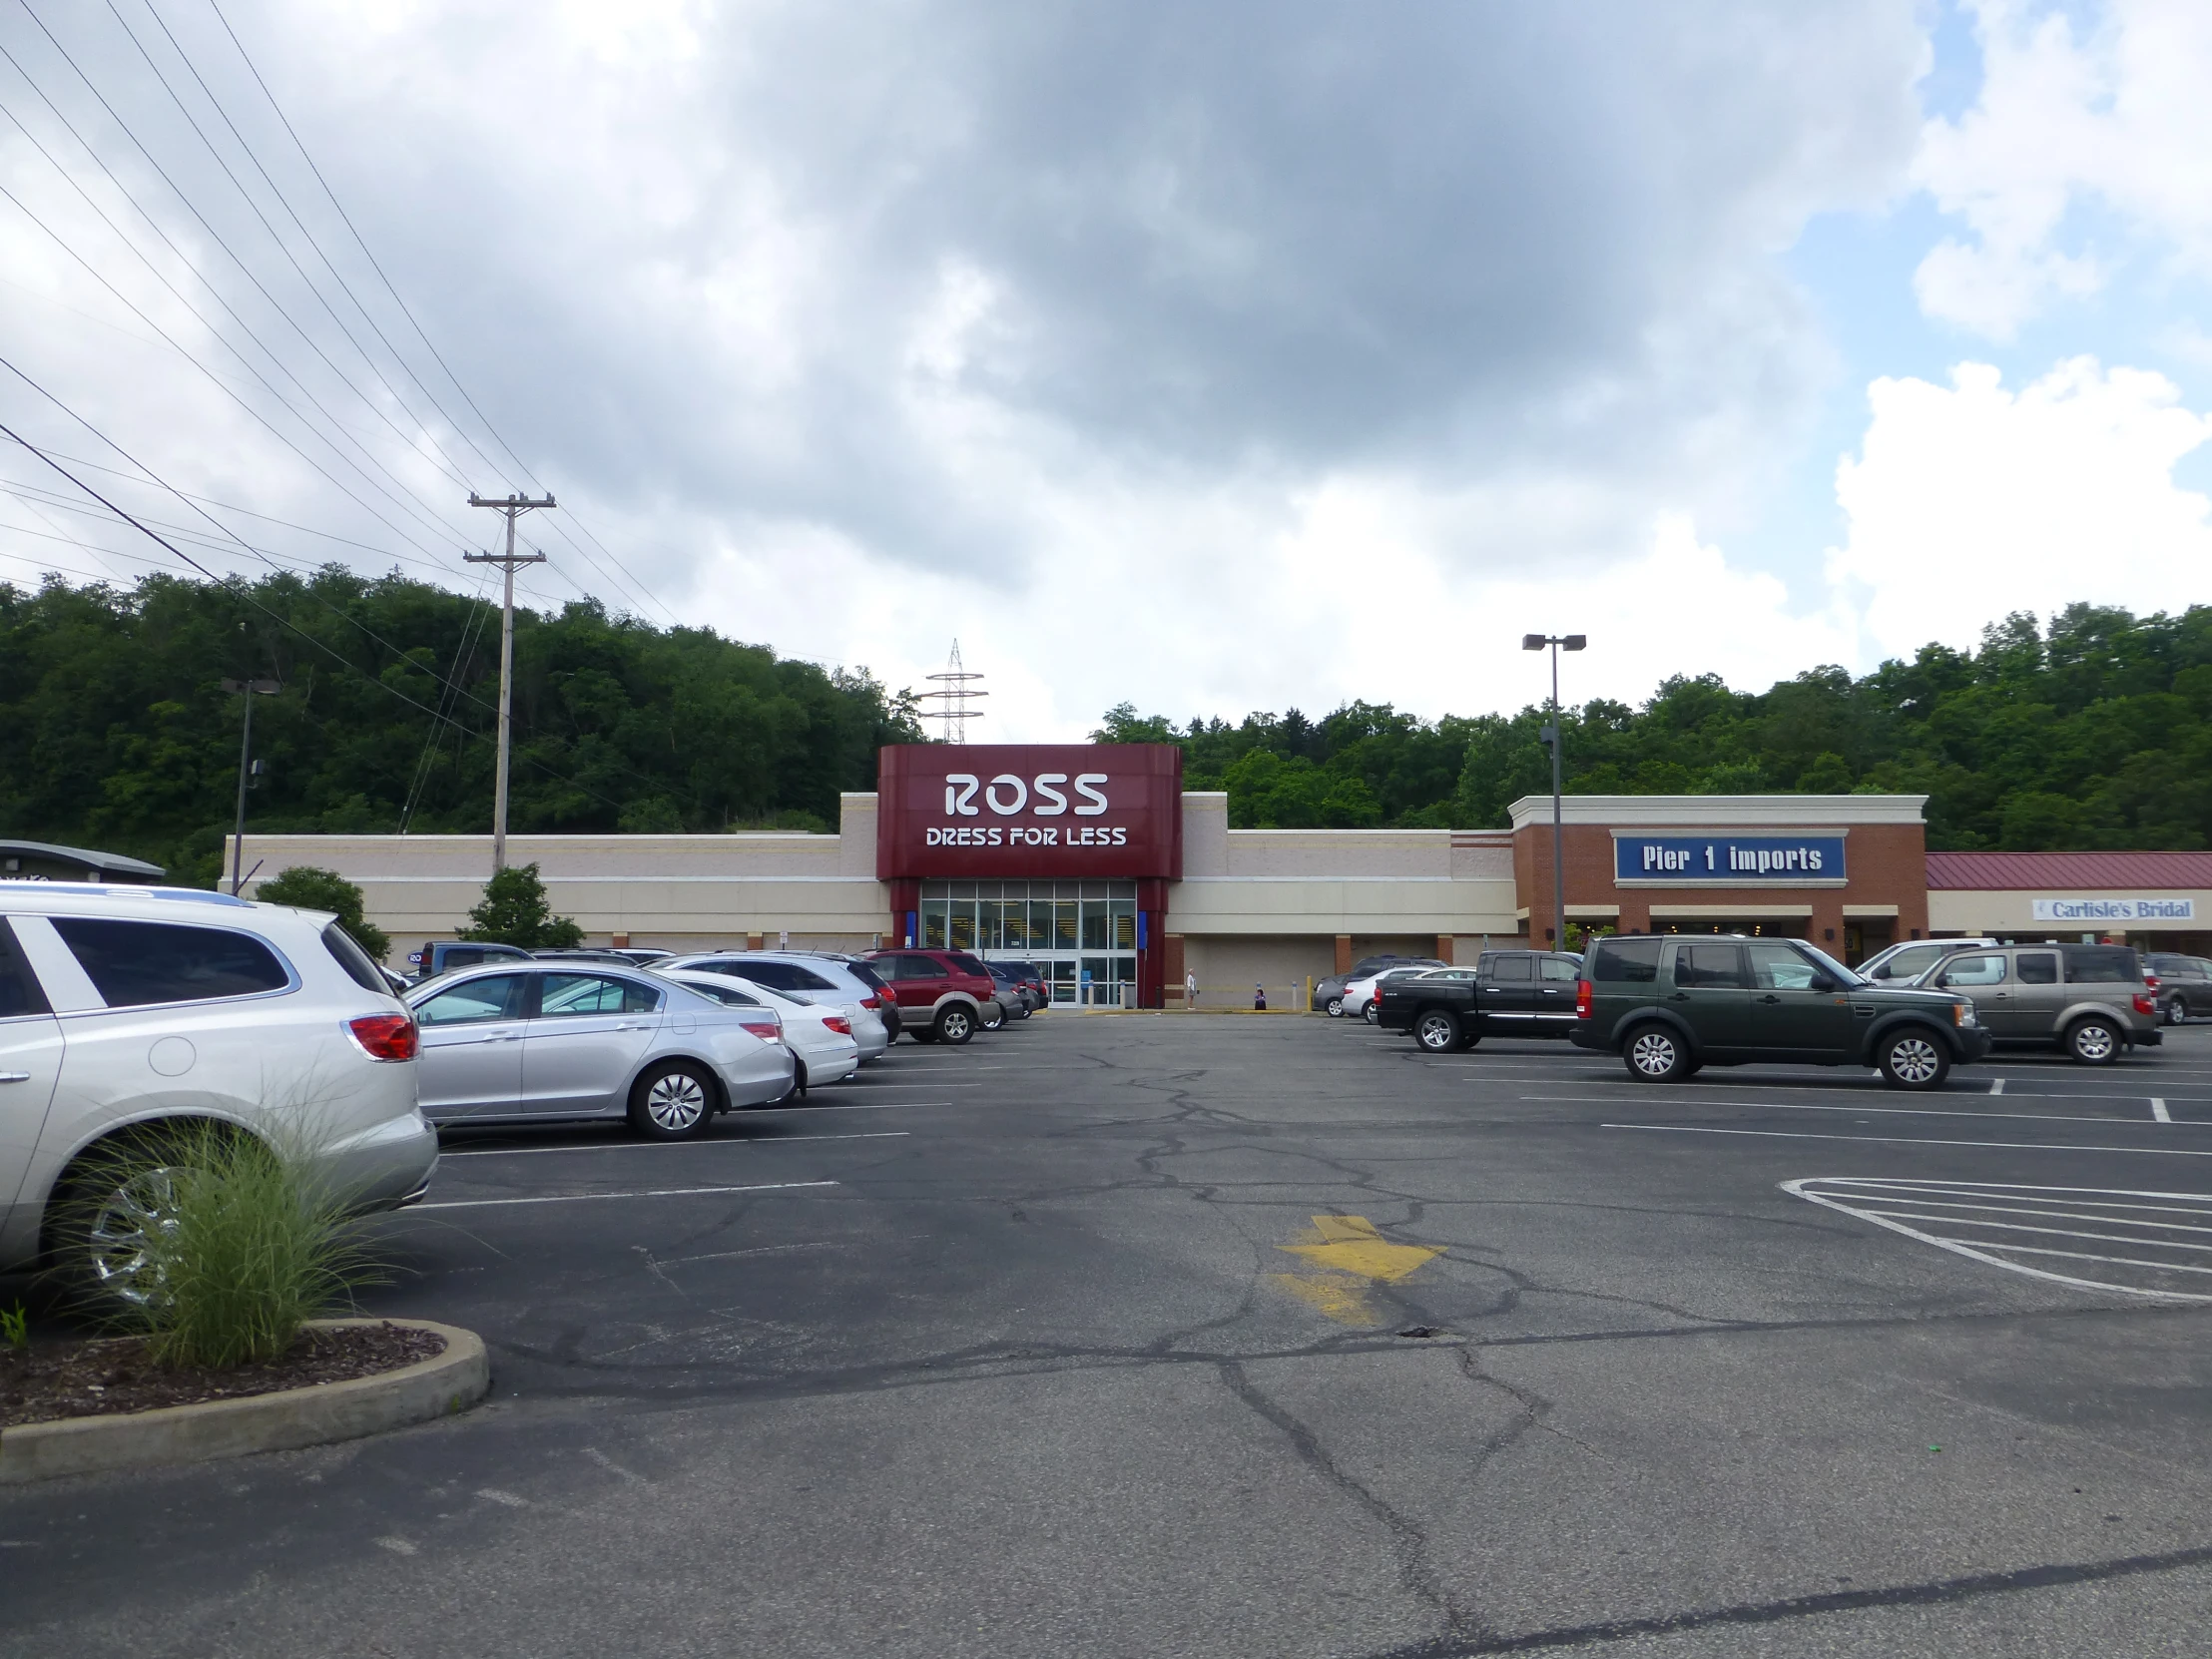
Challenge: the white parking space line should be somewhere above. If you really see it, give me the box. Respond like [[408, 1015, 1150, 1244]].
[[1607, 1123, 2212, 1157], [2153, 1098, 2173, 1123], [1990, 1077, 2005, 1096], [417, 1180, 840, 1211], [1786, 1178, 2212, 1302], [442, 1132, 910, 1158], [1527, 1093, 2201, 1117]]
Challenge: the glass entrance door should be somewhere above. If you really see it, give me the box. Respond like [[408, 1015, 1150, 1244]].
[[919, 880, 1137, 1005]]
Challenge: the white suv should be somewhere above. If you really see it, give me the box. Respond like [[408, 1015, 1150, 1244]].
[[0, 884, 437, 1300]]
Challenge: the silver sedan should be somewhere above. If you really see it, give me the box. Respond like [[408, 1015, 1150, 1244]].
[[405, 963, 796, 1140]]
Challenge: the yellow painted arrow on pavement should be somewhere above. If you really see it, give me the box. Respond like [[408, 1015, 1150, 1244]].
[[1270, 1215, 1441, 1325]]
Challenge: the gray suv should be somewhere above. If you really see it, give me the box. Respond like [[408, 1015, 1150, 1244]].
[[1917, 942, 2161, 1063]]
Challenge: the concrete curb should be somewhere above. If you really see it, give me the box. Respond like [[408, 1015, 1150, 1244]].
[[0, 1319, 489, 1484]]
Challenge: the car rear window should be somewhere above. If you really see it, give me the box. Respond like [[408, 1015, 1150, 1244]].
[[947, 953, 989, 976], [2065, 947, 2138, 983], [0, 919, 51, 1017], [320, 921, 391, 996], [1588, 936, 1661, 983], [844, 961, 888, 992], [53, 917, 289, 1007]]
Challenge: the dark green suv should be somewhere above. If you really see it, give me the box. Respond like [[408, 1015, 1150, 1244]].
[[1570, 933, 1989, 1090]]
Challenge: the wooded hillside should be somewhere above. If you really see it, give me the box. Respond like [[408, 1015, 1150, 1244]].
[[0, 569, 921, 884], [1095, 605, 2212, 850]]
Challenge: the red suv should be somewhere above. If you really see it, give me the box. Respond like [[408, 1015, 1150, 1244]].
[[860, 948, 1003, 1045]]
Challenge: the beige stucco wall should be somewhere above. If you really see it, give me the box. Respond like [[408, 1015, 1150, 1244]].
[[236, 791, 1520, 957], [1930, 888, 2212, 935]]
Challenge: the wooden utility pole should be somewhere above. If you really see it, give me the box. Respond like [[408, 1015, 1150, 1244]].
[[466, 493, 554, 873]]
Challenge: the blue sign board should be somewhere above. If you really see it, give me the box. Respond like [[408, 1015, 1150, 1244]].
[[1615, 835, 1847, 882]]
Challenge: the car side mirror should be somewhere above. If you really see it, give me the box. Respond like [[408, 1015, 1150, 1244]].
[[1809, 973, 1838, 993]]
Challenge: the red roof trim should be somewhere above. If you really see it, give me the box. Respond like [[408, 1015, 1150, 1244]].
[[1926, 850, 2212, 890]]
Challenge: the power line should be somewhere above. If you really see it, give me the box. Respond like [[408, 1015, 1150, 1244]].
[[102, 0, 479, 490], [2, 10, 482, 549], [195, 0, 685, 629], [0, 359, 632, 816]]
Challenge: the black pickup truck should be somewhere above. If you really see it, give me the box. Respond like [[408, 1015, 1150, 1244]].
[[1375, 949, 1586, 1051]]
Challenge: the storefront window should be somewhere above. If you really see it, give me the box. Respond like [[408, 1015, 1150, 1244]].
[[921, 880, 1140, 1004]]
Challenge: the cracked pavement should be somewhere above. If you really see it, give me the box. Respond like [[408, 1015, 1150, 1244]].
[[9, 1017, 2212, 1655]]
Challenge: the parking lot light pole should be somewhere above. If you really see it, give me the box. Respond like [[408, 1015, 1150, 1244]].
[[221, 677, 281, 894], [1521, 633, 1586, 949]]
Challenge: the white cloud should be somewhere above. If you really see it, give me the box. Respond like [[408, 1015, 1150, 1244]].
[[1828, 356, 2212, 657], [1915, 0, 2212, 336]]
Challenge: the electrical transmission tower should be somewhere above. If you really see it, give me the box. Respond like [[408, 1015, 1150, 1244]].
[[466, 491, 556, 872], [919, 639, 987, 743]]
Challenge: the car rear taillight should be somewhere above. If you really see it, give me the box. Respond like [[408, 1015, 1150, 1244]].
[[1575, 979, 1592, 1019], [859, 995, 880, 1009], [824, 1015, 852, 1035], [346, 1012, 418, 1061], [2134, 993, 2156, 1016], [740, 1018, 782, 1041]]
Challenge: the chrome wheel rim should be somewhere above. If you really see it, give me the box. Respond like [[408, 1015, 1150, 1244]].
[[1888, 1036, 1940, 1085], [1326, 999, 1343, 1018], [2074, 1024, 2116, 1062], [942, 1011, 970, 1041], [1629, 1031, 1677, 1077], [646, 1071, 709, 1132], [86, 1167, 185, 1305], [1416, 1013, 1454, 1051], [1363, 1003, 1379, 1024]]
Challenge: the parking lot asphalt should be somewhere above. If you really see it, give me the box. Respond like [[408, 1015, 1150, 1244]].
[[13, 1017, 2212, 1657]]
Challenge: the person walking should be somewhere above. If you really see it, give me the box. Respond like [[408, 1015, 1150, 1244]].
[[1185, 969, 1198, 1009], [1254, 983, 1268, 1011]]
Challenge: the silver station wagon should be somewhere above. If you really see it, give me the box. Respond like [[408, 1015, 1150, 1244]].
[[405, 961, 797, 1138]]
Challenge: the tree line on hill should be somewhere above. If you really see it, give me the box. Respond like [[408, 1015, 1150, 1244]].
[[1094, 604, 2212, 850], [0, 568, 922, 885], [6, 572, 2206, 879]]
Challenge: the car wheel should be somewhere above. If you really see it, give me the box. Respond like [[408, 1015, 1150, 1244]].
[[2067, 1017, 2120, 1065], [981, 1002, 1005, 1032], [1878, 1029, 1949, 1091], [1414, 1009, 1462, 1053], [629, 1060, 717, 1140], [1622, 1023, 1690, 1083], [1326, 997, 1345, 1018], [2164, 996, 2187, 1026], [935, 1006, 974, 1045], [48, 1125, 266, 1313], [1362, 1002, 1380, 1025]]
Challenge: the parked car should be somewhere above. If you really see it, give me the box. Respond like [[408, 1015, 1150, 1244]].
[[1317, 955, 1446, 1018], [859, 948, 1003, 1044], [983, 962, 1038, 1017], [2146, 953, 2212, 1024], [1571, 932, 1988, 1090], [654, 963, 888, 1064], [659, 951, 899, 1051], [1915, 942, 2162, 1063], [0, 884, 438, 1303], [530, 948, 659, 969], [407, 938, 533, 982], [1375, 951, 1585, 1050], [405, 961, 795, 1138], [1857, 938, 1998, 987], [656, 969, 862, 1088], [1343, 962, 1448, 1023]]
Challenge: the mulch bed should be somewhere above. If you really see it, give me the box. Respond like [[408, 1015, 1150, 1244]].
[[0, 1323, 444, 1429]]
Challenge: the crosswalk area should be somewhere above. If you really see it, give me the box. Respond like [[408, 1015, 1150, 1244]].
[[1786, 1177, 2212, 1302]]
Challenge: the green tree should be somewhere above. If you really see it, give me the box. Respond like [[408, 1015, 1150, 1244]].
[[254, 865, 392, 961], [459, 862, 583, 949]]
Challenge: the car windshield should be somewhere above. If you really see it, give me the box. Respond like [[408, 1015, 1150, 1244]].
[[1796, 942, 1866, 988]]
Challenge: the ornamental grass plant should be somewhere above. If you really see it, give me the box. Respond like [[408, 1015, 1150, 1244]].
[[77, 1120, 386, 1371]]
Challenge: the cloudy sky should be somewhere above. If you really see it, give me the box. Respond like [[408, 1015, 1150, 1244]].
[[2, 0, 2209, 738]]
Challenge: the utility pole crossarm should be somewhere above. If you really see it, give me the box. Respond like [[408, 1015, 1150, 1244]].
[[468, 492, 559, 874]]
